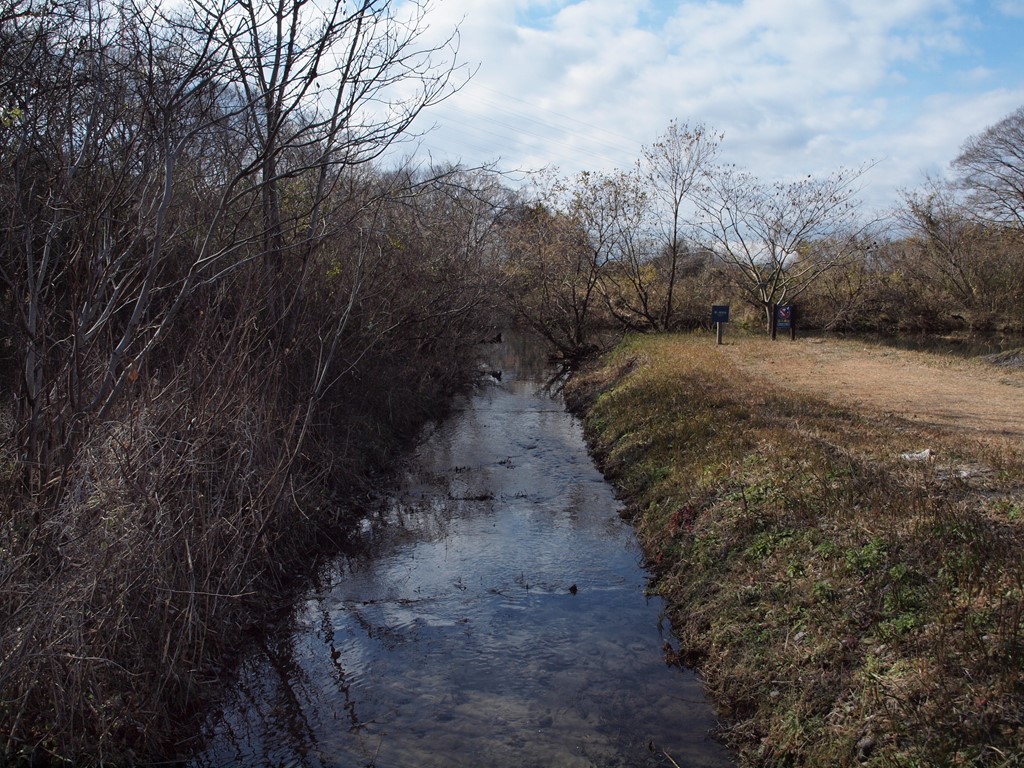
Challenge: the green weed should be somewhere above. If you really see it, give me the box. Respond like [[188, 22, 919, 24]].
[[566, 332, 1024, 768]]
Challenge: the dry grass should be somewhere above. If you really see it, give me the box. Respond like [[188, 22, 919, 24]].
[[719, 335, 1024, 445], [1, 358, 304, 763], [566, 332, 1024, 767], [0, 333, 474, 766]]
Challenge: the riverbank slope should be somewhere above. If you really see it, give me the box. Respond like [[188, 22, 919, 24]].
[[565, 333, 1024, 767]]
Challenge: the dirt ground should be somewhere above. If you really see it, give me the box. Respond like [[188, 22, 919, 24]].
[[720, 336, 1024, 447]]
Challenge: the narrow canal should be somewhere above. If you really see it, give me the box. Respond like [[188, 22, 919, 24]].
[[189, 337, 734, 768]]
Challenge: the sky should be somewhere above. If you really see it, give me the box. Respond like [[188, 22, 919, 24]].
[[399, 0, 1024, 213]]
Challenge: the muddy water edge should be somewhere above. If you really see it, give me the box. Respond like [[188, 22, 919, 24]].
[[186, 335, 734, 768]]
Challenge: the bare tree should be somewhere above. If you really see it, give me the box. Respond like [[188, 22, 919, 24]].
[[0, 0, 467, 496], [952, 105, 1024, 228], [1, 0, 189, 493], [186, 0, 466, 338], [640, 120, 721, 329], [561, 168, 661, 332], [899, 178, 1024, 329], [500, 175, 606, 359], [559, 170, 654, 333], [694, 163, 872, 331], [901, 180, 985, 309]]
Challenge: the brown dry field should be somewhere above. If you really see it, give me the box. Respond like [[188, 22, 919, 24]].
[[719, 335, 1024, 448]]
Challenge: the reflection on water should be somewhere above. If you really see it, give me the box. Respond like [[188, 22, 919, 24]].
[[189, 336, 734, 768]]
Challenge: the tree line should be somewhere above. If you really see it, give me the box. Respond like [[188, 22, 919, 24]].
[[501, 110, 1024, 357]]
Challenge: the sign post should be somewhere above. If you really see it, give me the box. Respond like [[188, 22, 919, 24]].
[[711, 305, 730, 345], [775, 304, 795, 341]]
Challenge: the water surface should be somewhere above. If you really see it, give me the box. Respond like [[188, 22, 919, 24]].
[[190, 338, 734, 768]]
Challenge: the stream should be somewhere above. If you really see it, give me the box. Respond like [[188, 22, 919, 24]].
[[188, 336, 735, 768]]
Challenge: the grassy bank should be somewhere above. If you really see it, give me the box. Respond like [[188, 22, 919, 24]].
[[565, 333, 1024, 767]]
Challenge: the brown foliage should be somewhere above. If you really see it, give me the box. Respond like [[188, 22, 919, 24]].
[[0, 0, 499, 762]]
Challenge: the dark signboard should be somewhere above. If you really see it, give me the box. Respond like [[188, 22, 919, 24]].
[[711, 305, 730, 324], [775, 304, 793, 330]]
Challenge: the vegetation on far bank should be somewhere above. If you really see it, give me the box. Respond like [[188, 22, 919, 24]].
[[566, 333, 1024, 767], [0, 1, 498, 763]]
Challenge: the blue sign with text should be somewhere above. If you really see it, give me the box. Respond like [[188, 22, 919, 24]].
[[775, 304, 793, 330]]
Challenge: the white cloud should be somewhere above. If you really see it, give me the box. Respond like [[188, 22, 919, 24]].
[[997, 1, 1024, 18], [400, 0, 1023, 211], [845, 87, 1024, 208]]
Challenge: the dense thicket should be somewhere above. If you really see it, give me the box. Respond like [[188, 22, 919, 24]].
[[0, 0, 505, 763]]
